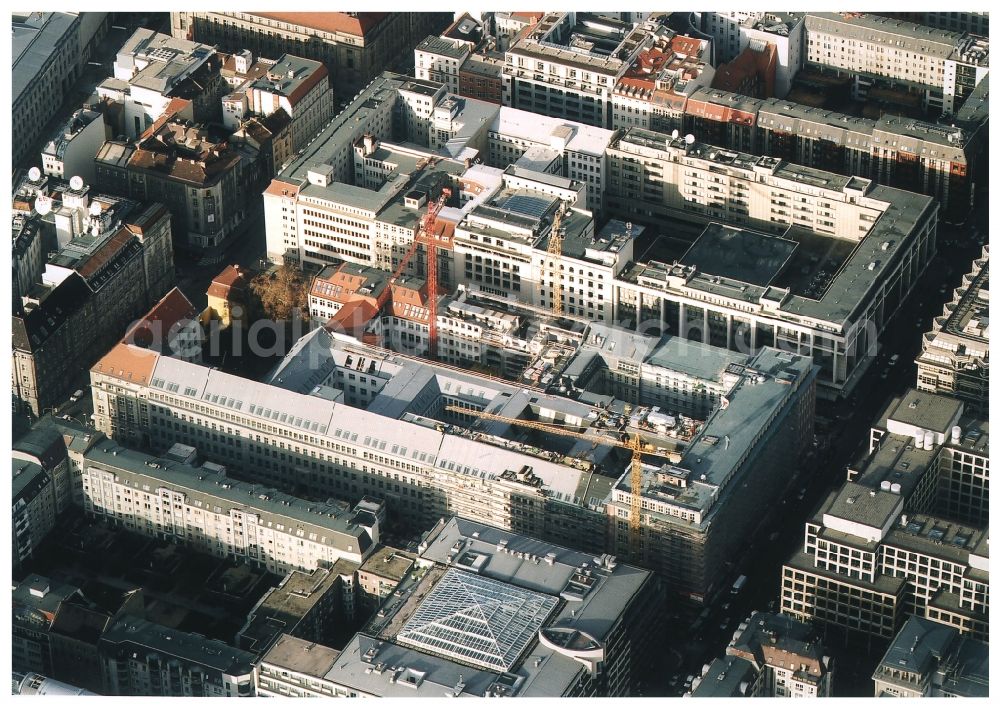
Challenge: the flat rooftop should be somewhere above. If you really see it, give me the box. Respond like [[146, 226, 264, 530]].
[[322, 517, 650, 696], [261, 633, 340, 678], [359, 546, 416, 581], [680, 223, 798, 287]]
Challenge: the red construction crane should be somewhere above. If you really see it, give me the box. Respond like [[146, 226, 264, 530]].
[[382, 188, 452, 358]]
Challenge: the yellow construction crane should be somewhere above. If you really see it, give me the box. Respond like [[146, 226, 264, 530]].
[[548, 204, 566, 316], [443, 404, 682, 561]]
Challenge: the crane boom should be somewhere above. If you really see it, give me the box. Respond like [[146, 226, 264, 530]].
[[381, 189, 452, 357], [443, 404, 681, 562]]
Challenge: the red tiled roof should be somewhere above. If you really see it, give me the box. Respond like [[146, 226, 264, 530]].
[[122, 287, 197, 350]]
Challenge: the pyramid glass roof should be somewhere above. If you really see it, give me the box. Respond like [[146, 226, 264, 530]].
[[395, 568, 558, 672]]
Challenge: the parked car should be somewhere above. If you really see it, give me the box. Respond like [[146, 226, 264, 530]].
[[70, 389, 84, 402], [881, 369, 890, 379], [888, 354, 899, 366], [719, 618, 731, 631]]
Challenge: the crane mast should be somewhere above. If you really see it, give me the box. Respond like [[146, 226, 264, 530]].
[[548, 205, 565, 316], [443, 404, 680, 562]]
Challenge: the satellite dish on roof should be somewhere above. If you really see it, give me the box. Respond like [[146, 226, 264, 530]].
[[671, 130, 679, 140], [35, 195, 52, 216], [28, 167, 41, 182], [685, 134, 695, 145], [89, 201, 103, 216], [70, 175, 84, 191]]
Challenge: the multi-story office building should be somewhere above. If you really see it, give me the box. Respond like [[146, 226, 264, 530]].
[[607, 348, 816, 602], [12, 12, 108, 168], [782, 391, 989, 641], [97, 28, 225, 139], [98, 616, 257, 696], [504, 13, 668, 129], [697, 12, 805, 97], [917, 12, 989, 37], [562, 322, 750, 420], [487, 108, 615, 216], [89, 313, 811, 592], [263, 85, 479, 267], [39, 108, 106, 185], [74, 435, 379, 577], [171, 12, 451, 100], [610, 34, 714, 134], [803, 13, 990, 115], [220, 53, 333, 153], [315, 517, 663, 697], [691, 611, 833, 697], [604, 128, 938, 397], [865, 390, 990, 530], [452, 193, 636, 322], [916, 248, 989, 417], [872, 616, 989, 697]]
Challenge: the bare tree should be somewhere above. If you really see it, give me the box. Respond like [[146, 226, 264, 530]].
[[250, 264, 308, 321]]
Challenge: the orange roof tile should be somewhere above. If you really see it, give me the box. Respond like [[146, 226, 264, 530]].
[[91, 343, 160, 385]]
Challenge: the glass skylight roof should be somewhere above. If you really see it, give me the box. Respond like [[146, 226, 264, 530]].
[[498, 192, 555, 220], [395, 568, 558, 672]]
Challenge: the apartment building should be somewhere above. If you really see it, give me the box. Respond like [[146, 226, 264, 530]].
[[415, 36, 472, 95], [712, 41, 779, 98], [118, 119, 263, 253], [782, 392, 989, 641], [916, 248, 989, 417], [98, 28, 225, 139], [604, 128, 938, 396], [678, 87, 984, 221], [356, 546, 416, 614], [607, 348, 817, 602], [74, 433, 378, 577], [12, 216, 45, 309], [171, 12, 451, 100], [318, 517, 663, 697], [504, 13, 668, 129], [697, 12, 805, 97], [872, 616, 988, 697], [803, 13, 990, 115], [691, 612, 833, 697], [39, 108, 106, 185], [221, 53, 333, 153], [611, 34, 714, 135], [99, 616, 256, 696], [237, 562, 360, 657], [12, 180, 174, 416], [12, 576, 82, 677], [12, 459, 58, 567]]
